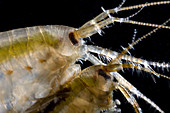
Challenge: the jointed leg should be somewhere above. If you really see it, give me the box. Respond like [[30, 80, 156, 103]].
[[119, 63, 169, 79], [86, 52, 165, 113], [103, 62, 170, 79], [85, 45, 170, 75], [112, 72, 164, 113], [115, 82, 142, 113]]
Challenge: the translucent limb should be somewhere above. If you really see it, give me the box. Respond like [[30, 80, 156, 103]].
[[85, 45, 170, 77], [123, 63, 169, 79], [112, 72, 164, 113], [76, 17, 170, 38], [87, 54, 142, 113], [86, 54, 165, 113], [75, 1, 170, 38], [113, 18, 170, 73], [81, 1, 170, 28], [84, 45, 119, 60], [94, 18, 170, 74], [116, 83, 142, 113], [120, 55, 170, 71]]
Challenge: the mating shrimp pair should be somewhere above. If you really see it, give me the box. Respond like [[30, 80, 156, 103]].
[[0, 1, 169, 113]]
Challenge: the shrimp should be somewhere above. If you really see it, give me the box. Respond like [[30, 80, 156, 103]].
[[0, 1, 169, 113]]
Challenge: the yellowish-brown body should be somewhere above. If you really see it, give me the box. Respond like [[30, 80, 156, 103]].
[[26, 65, 116, 113]]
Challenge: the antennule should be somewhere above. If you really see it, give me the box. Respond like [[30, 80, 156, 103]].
[[118, 1, 170, 12]]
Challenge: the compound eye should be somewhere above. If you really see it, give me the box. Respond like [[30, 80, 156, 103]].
[[98, 69, 111, 80], [69, 32, 79, 46]]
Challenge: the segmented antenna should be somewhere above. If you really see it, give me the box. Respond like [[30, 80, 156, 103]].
[[116, 0, 126, 11], [76, 1, 170, 38], [124, 20, 170, 29], [116, 1, 170, 12], [115, 18, 170, 79], [120, 18, 170, 55]]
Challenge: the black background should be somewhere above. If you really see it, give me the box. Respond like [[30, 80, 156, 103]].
[[0, 0, 169, 113]]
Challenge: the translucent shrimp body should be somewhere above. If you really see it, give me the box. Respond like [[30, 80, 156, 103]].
[[0, 1, 169, 113], [0, 25, 83, 112]]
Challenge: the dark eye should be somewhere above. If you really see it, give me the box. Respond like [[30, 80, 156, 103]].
[[98, 69, 111, 80], [69, 32, 79, 45]]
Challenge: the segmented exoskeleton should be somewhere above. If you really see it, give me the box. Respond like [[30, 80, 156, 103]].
[[0, 1, 169, 113]]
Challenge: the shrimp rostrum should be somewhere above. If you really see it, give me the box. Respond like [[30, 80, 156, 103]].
[[0, 1, 169, 113]]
